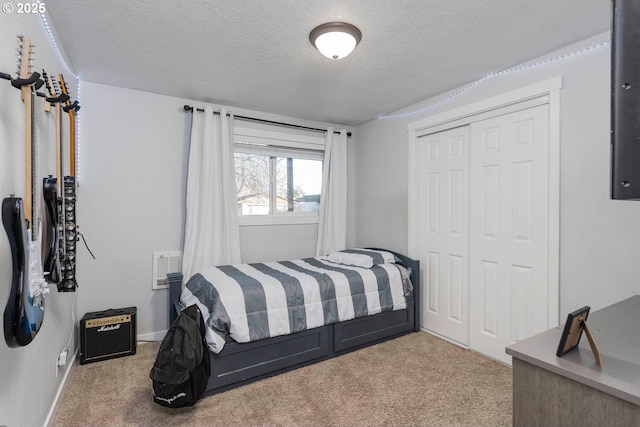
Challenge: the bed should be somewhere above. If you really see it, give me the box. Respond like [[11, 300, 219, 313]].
[[167, 248, 420, 396]]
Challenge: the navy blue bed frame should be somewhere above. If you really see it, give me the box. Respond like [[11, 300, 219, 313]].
[[167, 249, 420, 396]]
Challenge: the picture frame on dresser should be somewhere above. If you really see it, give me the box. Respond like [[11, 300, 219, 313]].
[[556, 305, 601, 366], [556, 306, 590, 357]]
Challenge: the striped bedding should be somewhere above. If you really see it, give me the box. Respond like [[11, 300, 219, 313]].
[[180, 249, 413, 353]]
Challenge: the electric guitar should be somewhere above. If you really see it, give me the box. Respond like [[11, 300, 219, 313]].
[[41, 71, 69, 285], [2, 36, 49, 347], [42, 172, 59, 285], [57, 74, 79, 292]]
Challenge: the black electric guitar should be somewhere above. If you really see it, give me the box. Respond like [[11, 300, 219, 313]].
[[57, 74, 79, 292], [2, 36, 49, 347], [42, 174, 59, 285], [41, 71, 68, 285]]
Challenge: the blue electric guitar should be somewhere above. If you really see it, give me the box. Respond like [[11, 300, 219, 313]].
[[3, 36, 49, 347]]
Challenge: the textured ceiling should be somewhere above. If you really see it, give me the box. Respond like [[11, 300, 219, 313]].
[[45, 0, 610, 126]]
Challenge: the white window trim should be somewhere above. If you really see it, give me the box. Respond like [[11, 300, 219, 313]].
[[238, 213, 319, 226], [235, 142, 323, 161], [234, 126, 325, 150], [234, 125, 324, 226]]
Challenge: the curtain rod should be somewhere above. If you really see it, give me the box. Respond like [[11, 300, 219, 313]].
[[183, 105, 352, 137]]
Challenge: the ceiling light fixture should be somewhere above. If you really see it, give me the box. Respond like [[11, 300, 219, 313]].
[[309, 22, 362, 60]]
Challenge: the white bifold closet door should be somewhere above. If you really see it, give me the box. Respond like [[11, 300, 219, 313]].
[[418, 103, 550, 364], [468, 104, 550, 364], [418, 126, 470, 346]]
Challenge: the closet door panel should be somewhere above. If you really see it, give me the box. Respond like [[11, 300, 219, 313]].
[[417, 126, 470, 345], [468, 104, 550, 364]]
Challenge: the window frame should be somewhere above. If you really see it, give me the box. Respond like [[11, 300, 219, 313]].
[[234, 126, 325, 226]]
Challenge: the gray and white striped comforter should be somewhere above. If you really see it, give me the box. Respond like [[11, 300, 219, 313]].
[[180, 250, 412, 353]]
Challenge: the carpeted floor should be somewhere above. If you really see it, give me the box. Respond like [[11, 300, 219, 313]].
[[51, 331, 512, 427]]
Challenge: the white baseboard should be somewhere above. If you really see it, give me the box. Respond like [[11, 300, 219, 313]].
[[44, 330, 167, 427], [420, 328, 511, 367], [137, 330, 167, 342], [44, 350, 77, 427], [420, 327, 470, 349]]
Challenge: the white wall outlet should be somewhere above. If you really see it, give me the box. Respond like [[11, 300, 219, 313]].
[[57, 349, 68, 366]]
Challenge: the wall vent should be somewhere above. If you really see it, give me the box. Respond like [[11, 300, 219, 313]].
[[152, 251, 182, 290]]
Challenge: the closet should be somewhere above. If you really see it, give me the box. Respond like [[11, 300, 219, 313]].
[[408, 86, 560, 365]]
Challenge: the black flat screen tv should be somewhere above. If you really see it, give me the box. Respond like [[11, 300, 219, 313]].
[[611, 0, 640, 200]]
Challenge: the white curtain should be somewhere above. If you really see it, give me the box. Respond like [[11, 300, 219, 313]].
[[182, 106, 241, 281], [316, 127, 348, 256]]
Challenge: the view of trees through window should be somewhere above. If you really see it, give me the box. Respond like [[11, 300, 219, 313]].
[[235, 152, 322, 215]]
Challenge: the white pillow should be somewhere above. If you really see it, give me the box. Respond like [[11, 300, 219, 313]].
[[322, 249, 397, 268]]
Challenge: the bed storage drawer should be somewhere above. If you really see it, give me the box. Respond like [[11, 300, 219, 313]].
[[207, 326, 330, 392], [333, 304, 414, 353]]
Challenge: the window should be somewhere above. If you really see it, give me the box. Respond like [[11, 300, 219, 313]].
[[233, 126, 324, 222]]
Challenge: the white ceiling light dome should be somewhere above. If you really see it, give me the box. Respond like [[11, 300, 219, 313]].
[[309, 22, 362, 60]]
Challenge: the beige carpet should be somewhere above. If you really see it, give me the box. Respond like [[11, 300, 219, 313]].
[[51, 331, 512, 427]]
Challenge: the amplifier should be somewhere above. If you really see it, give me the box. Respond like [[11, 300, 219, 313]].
[[79, 307, 137, 364]]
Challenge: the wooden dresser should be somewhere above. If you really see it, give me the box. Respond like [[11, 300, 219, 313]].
[[506, 295, 640, 427]]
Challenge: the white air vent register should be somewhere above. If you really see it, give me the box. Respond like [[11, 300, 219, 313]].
[[152, 251, 182, 290]]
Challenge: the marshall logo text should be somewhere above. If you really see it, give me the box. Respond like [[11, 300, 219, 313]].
[[97, 324, 121, 332]]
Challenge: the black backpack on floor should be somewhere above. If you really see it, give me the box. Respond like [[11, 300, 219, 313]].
[[150, 304, 211, 407]]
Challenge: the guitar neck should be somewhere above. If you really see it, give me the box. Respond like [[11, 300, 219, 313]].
[[58, 74, 76, 179], [68, 110, 75, 178], [55, 102, 63, 194], [22, 83, 35, 233]]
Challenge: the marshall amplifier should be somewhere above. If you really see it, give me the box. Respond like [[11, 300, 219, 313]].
[[79, 307, 137, 364]]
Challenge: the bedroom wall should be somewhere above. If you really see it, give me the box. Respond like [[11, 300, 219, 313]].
[[76, 82, 353, 341], [353, 32, 640, 319], [0, 12, 80, 427]]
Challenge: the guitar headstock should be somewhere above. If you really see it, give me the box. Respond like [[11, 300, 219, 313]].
[[12, 35, 43, 91], [16, 35, 33, 79], [57, 73, 69, 97], [43, 70, 58, 98], [42, 70, 68, 104], [58, 74, 80, 113]]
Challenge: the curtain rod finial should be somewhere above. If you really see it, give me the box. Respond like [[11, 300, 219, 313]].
[[183, 104, 193, 112]]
